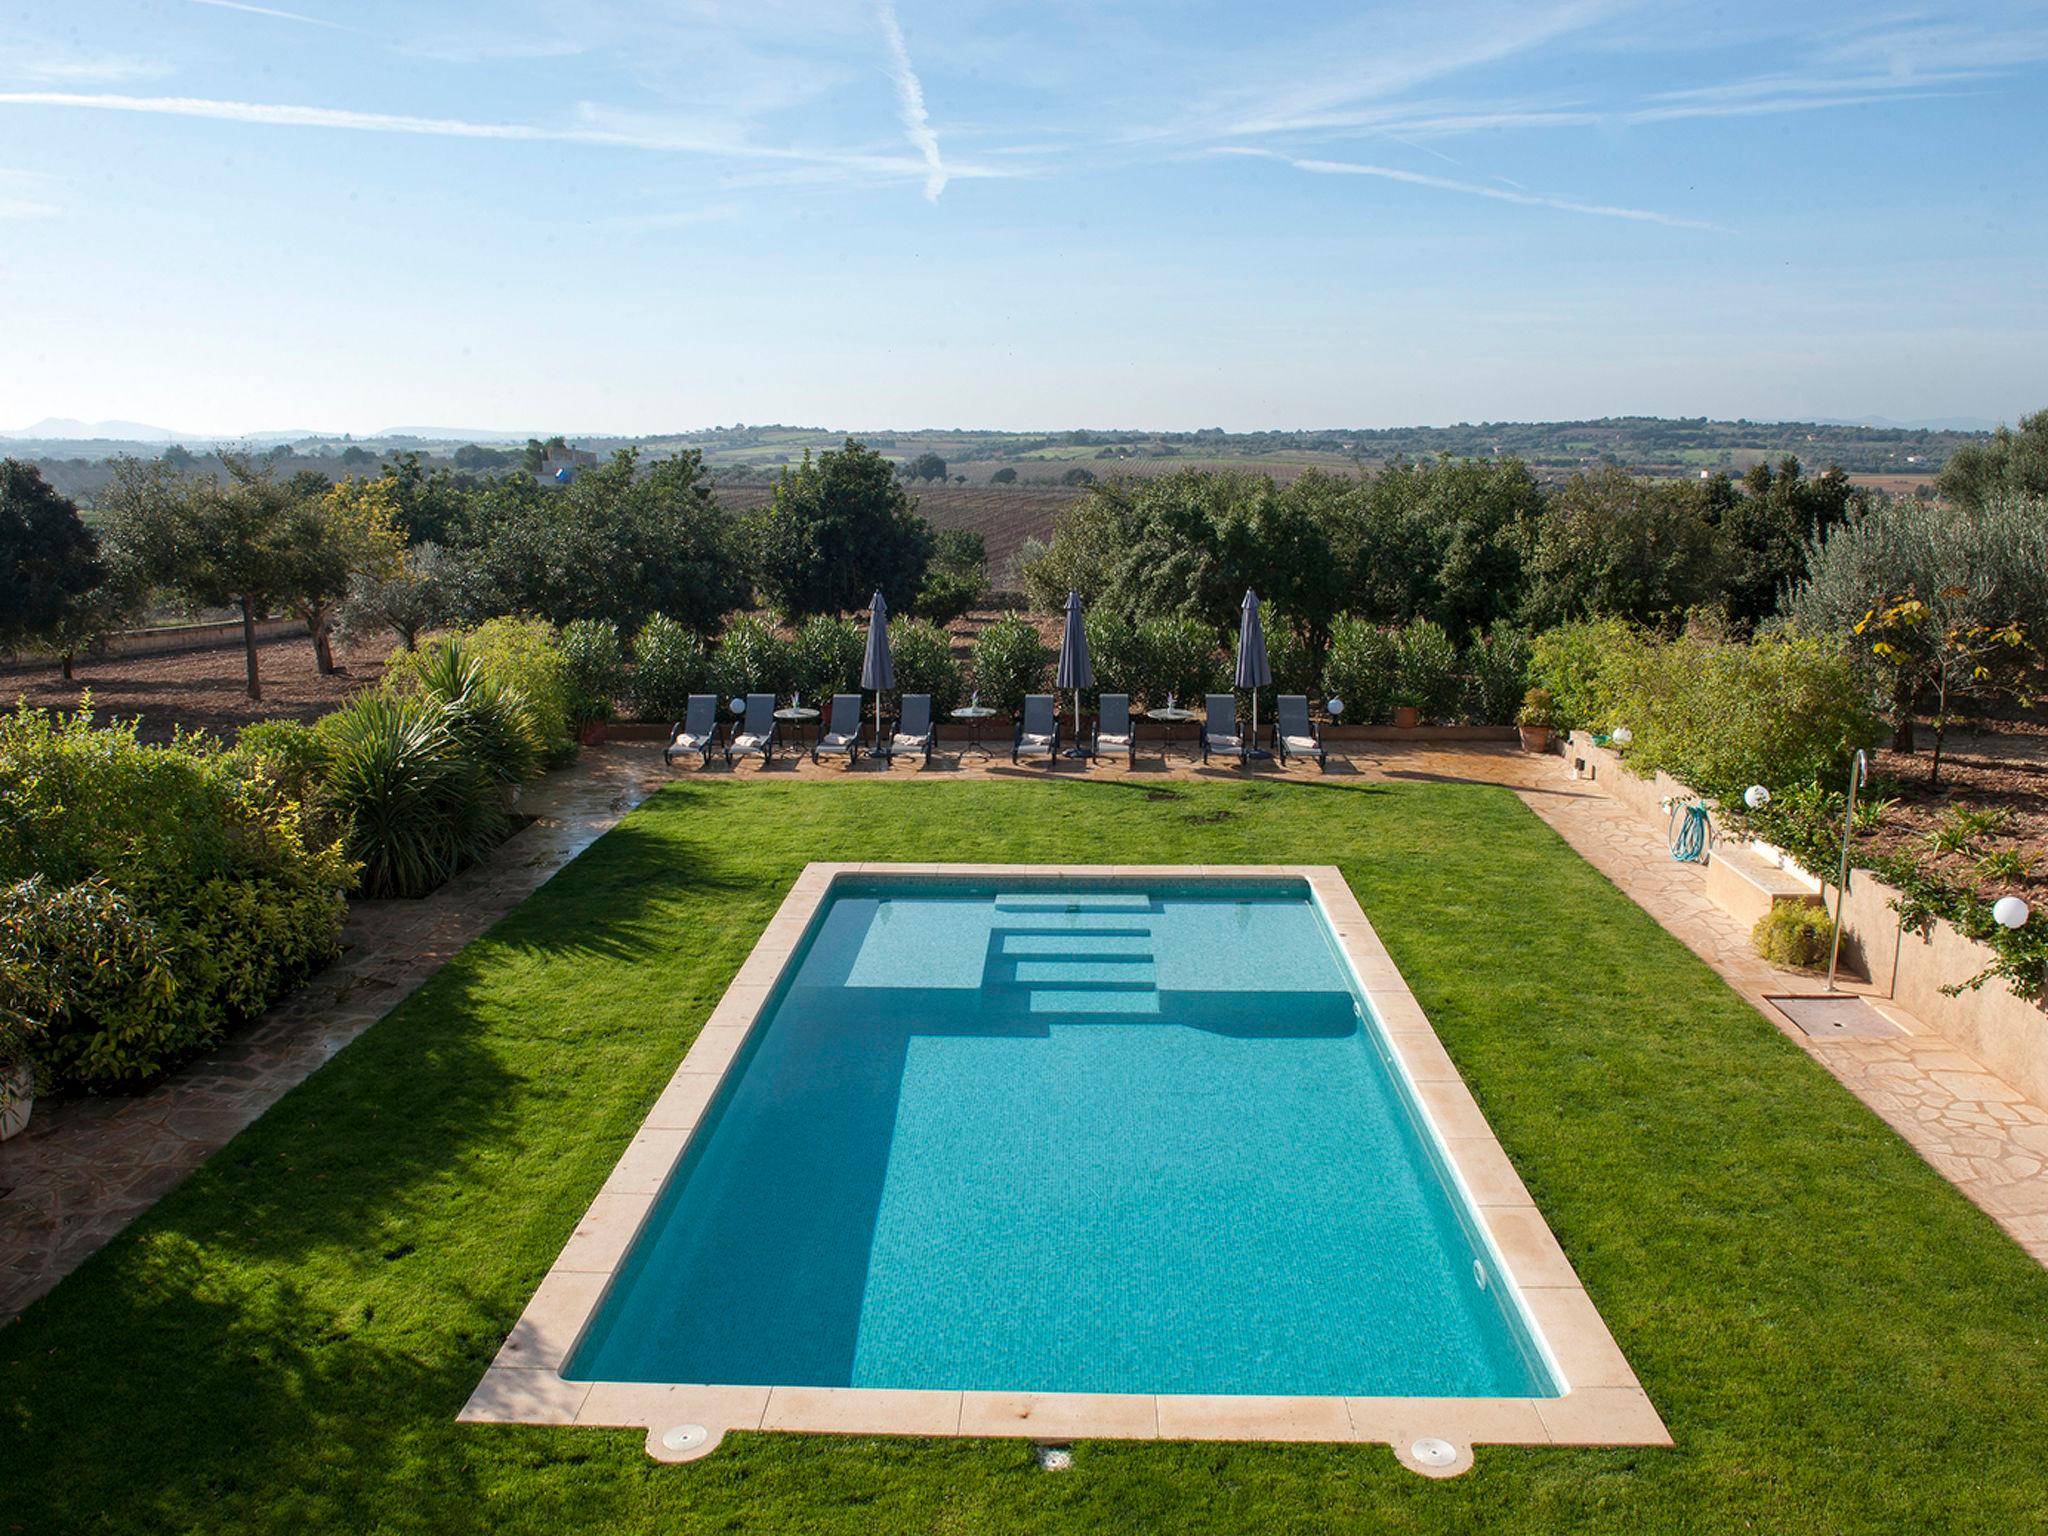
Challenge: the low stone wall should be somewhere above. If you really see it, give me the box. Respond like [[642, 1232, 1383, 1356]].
[[1568, 732, 2048, 1104]]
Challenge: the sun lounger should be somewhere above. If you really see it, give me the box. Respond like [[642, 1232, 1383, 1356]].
[[812, 693, 864, 763], [1201, 693, 1246, 765], [723, 693, 779, 767], [889, 693, 936, 764], [1012, 693, 1059, 763], [1092, 692, 1135, 767], [1273, 694, 1326, 769], [663, 693, 721, 767]]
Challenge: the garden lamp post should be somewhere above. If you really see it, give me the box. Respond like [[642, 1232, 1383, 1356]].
[[1826, 749, 1869, 993]]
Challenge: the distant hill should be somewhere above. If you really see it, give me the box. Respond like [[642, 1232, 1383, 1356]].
[[1814, 415, 2003, 433], [1, 417, 182, 442]]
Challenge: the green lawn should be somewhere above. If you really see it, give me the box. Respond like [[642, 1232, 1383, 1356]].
[[7, 778, 2048, 1534]]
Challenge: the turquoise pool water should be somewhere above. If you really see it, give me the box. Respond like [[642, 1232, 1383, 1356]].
[[566, 877, 1557, 1398]]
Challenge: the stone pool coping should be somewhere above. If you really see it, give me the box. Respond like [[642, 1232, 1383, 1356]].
[[461, 863, 1669, 1477]]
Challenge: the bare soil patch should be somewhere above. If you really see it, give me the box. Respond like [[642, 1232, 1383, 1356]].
[[6, 632, 392, 743], [1859, 721, 2048, 903]]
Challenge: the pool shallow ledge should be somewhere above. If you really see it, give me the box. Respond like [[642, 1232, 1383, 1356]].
[[461, 862, 1671, 1478]]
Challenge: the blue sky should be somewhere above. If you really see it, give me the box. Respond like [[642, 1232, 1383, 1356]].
[[2, 0, 2045, 435]]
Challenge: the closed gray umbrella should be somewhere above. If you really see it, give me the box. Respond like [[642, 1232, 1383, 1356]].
[[1056, 589, 1094, 758], [860, 590, 893, 758], [1235, 589, 1272, 760]]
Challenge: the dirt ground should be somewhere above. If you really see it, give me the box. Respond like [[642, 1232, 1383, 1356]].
[[1861, 720, 2048, 902], [3, 632, 392, 743]]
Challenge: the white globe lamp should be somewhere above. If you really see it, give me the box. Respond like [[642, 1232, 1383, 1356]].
[[1993, 896, 2032, 931], [1744, 784, 1771, 810], [1611, 726, 1633, 747]]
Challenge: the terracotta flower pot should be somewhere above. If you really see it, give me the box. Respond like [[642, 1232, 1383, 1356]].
[[1391, 705, 1421, 729], [1518, 724, 1553, 753]]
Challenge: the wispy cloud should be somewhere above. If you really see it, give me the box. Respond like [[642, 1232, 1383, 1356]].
[[0, 168, 58, 219], [876, 1, 947, 200], [0, 90, 1010, 194], [9, 51, 173, 85], [187, 0, 344, 29], [1216, 147, 1721, 230]]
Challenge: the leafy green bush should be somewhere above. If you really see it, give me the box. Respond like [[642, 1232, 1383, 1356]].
[[1083, 610, 1143, 706], [0, 702, 350, 1088], [1321, 617, 1398, 723], [971, 614, 1052, 714], [628, 613, 708, 722], [709, 614, 793, 702], [316, 691, 504, 900], [0, 876, 178, 1090], [559, 619, 624, 726], [1753, 903, 1835, 968], [228, 719, 330, 807], [407, 639, 543, 788], [394, 618, 574, 763], [887, 617, 964, 715], [1247, 615, 1319, 718], [1134, 615, 1221, 707], [1395, 620, 1462, 722], [1463, 628, 1532, 725], [788, 615, 865, 703], [1602, 631, 1878, 803], [1529, 617, 1640, 735]]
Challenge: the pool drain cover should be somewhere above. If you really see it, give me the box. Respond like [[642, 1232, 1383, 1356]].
[[1034, 1444, 1074, 1472], [661, 1423, 710, 1453], [1411, 1438, 1459, 1469], [1768, 995, 1903, 1039]]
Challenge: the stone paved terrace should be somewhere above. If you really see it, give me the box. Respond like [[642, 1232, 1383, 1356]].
[[5, 736, 2047, 1326]]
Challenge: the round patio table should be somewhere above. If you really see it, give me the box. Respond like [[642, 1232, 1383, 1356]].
[[773, 705, 819, 754], [951, 705, 999, 760], [1142, 706, 1197, 761]]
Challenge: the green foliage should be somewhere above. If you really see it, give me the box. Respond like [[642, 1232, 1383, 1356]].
[[1133, 614, 1222, 708], [1462, 628, 1533, 725], [391, 618, 574, 764], [886, 617, 964, 715], [1528, 617, 1638, 735], [1719, 459, 1863, 629], [1522, 467, 1726, 631], [0, 459, 104, 654], [1082, 609, 1142, 706], [1517, 687, 1557, 728], [228, 719, 330, 809], [0, 703, 350, 1088], [1321, 617, 1399, 723], [969, 614, 1052, 713], [1394, 620, 1461, 722], [1924, 804, 2011, 857], [1937, 408, 2048, 509], [1753, 902, 1835, 968], [315, 691, 504, 900], [989, 466, 1018, 484], [0, 876, 179, 1089], [448, 449, 743, 633], [900, 451, 948, 482], [752, 439, 934, 620], [628, 613, 709, 722], [559, 619, 625, 726], [1245, 611, 1319, 718], [708, 614, 793, 701], [915, 527, 986, 625], [1601, 631, 1880, 803], [787, 615, 865, 702], [408, 640, 545, 787]]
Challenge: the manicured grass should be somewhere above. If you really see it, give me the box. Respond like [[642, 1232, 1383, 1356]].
[[6, 778, 2048, 1533]]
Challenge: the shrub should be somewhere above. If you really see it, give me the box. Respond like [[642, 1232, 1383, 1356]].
[[629, 613, 709, 722], [0, 702, 350, 1089], [407, 639, 544, 788], [788, 614, 865, 703], [1395, 620, 1462, 723], [1246, 616, 1320, 719], [709, 614, 793, 702], [1517, 687, 1557, 728], [228, 718, 329, 806], [1084, 610, 1143, 707], [316, 691, 504, 900], [1463, 628, 1533, 725], [560, 618, 625, 726], [1322, 617, 1398, 724], [0, 876, 179, 1090], [971, 614, 1052, 714], [396, 618, 574, 762], [1529, 617, 1638, 735], [1134, 615, 1222, 708], [887, 617, 964, 715], [1753, 903, 1835, 968], [1602, 631, 1879, 803]]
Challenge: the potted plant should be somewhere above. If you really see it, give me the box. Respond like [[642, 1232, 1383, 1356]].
[[1390, 690, 1422, 730], [1516, 687, 1557, 752]]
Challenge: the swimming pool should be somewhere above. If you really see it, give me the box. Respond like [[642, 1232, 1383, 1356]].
[[468, 864, 1665, 1470], [569, 872, 1550, 1397]]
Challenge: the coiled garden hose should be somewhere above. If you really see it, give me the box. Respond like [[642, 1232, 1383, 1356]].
[[1669, 799, 1712, 863]]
